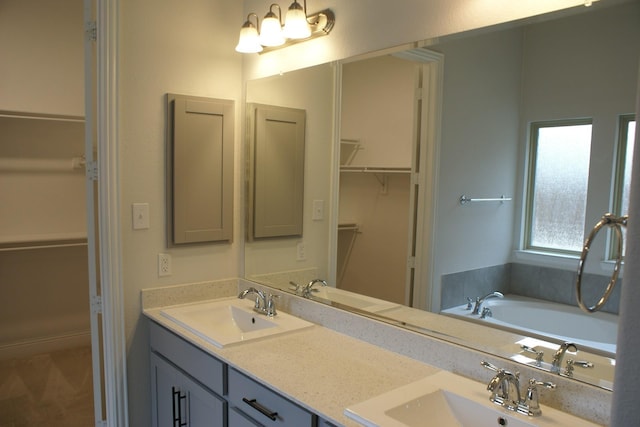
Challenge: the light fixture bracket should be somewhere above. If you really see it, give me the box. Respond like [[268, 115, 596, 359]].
[[260, 8, 334, 54]]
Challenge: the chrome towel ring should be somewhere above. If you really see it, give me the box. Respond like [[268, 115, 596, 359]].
[[576, 213, 628, 313]]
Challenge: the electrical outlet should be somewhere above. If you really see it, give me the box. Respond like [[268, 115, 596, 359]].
[[158, 253, 172, 277], [296, 242, 306, 261]]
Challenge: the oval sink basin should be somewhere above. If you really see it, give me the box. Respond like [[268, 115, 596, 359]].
[[345, 371, 599, 427], [160, 297, 313, 348]]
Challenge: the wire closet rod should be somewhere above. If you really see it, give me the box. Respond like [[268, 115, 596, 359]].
[[459, 195, 512, 205]]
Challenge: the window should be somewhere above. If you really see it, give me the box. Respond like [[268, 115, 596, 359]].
[[525, 119, 593, 254], [610, 114, 636, 257]]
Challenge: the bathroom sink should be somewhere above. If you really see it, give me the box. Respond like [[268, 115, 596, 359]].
[[160, 297, 313, 348], [385, 389, 535, 427], [345, 371, 599, 427]]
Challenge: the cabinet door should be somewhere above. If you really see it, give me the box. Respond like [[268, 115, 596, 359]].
[[167, 94, 234, 245], [151, 353, 226, 427]]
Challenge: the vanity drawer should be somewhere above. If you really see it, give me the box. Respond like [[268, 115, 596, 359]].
[[228, 368, 314, 427], [149, 321, 226, 395]]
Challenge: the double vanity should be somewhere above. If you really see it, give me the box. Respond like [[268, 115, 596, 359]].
[[143, 280, 605, 426]]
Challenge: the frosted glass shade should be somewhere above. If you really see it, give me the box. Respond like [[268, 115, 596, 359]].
[[283, 5, 311, 39], [259, 15, 285, 47], [235, 25, 263, 53]]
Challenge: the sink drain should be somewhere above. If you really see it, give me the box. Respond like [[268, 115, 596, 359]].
[[497, 416, 508, 425]]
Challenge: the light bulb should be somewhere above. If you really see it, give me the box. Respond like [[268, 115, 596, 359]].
[[235, 21, 262, 53], [259, 12, 285, 47], [283, 1, 311, 39]]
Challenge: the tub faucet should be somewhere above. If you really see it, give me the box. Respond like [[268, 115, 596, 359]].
[[472, 291, 504, 315], [238, 287, 278, 317], [551, 342, 578, 373]]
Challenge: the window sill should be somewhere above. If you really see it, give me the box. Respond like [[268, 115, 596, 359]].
[[513, 250, 624, 276], [512, 250, 579, 271]]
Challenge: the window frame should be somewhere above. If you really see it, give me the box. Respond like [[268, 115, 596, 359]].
[[524, 118, 593, 256], [608, 114, 636, 260]]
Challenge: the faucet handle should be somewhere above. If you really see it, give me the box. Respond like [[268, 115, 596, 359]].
[[521, 344, 545, 365], [265, 294, 279, 317], [289, 281, 302, 294], [523, 378, 556, 416], [465, 297, 473, 310], [481, 361, 501, 372]]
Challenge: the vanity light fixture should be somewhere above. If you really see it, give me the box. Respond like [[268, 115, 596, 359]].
[[235, 0, 335, 54]]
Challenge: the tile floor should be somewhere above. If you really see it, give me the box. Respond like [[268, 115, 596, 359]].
[[0, 346, 94, 427]]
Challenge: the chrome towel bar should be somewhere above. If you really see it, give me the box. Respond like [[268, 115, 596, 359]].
[[460, 195, 512, 205]]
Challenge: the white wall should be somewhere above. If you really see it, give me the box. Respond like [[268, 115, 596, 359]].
[[430, 27, 523, 308], [118, 1, 243, 424]]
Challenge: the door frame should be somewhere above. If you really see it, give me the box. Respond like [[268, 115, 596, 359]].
[[85, 0, 129, 425]]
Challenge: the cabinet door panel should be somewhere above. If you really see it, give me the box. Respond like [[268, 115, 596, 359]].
[[167, 94, 234, 245], [151, 353, 226, 427], [247, 103, 305, 240]]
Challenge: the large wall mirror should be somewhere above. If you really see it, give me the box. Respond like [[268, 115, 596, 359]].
[[244, 2, 639, 391]]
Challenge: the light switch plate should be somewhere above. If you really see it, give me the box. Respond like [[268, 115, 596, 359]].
[[312, 200, 324, 221], [132, 203, 150, 229]]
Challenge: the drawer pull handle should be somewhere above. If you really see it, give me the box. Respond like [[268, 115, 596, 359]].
[[172, 386, 187, 427], [242, 397, 278, 421]]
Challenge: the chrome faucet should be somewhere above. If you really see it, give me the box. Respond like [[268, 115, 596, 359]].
[[302, 279, 327, 298], [483, 361, 522, 411], [551, 342, 577, 374], [238, 287, 278, 317], [472, 291, 504, 315], [482, 361, 555, 417]]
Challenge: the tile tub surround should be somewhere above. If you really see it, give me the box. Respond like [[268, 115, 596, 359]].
[[142, 279, 611, 425], [441, 263, 621, 314]]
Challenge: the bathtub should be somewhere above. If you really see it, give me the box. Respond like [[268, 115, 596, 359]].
[[441, 295, 618, 357]]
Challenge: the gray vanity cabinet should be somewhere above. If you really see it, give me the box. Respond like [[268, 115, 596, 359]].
[[149, 321, 318, 427], [151, 353, 226, 427], [150, 323, 227, 426]]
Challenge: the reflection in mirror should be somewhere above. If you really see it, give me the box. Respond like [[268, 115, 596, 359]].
[[244, 63, 334, 285], [244, 2, 639, 391], [246, 103, 306, 240]]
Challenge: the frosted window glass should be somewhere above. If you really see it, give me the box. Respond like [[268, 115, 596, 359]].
[[621, 120, 635, 217], [530, 123, 592, 252], [618, 119, 635, 256]]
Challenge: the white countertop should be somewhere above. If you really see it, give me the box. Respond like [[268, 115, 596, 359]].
[[141, 279, 610, 426], [144, 303, 440, 426]]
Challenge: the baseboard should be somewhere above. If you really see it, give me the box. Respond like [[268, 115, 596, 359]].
[[0, 330, 92, 361]]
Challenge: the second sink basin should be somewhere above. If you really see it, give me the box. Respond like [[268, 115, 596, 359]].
[[345, 370, 599, 427], [160, 297, 313, 348]]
